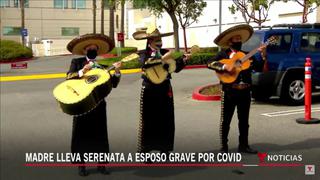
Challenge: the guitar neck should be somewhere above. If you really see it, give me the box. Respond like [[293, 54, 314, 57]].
[[106, 65, 115, 71], [99, 53, 139, 72], [105, 58, 129, 71], [239, 47, 260, 63]]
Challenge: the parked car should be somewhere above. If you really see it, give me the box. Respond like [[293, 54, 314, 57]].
[[242, 23, 320, 105]]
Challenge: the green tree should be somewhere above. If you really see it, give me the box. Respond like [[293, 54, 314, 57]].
[[93, 0, 97, 34], [120, 0, 125, 47], [229, 0, 275, 29], [20, 0, 25, 46], [281, 0, 320, 23], [133, 0, 182, 52], [109, 0, 116, 43], [176, 0, 206, 52], [101, 0, 105, 35], [104, 0, 125, 48]]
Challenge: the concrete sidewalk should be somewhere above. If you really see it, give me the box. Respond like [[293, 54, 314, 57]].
[[0, 55, 79, 76]]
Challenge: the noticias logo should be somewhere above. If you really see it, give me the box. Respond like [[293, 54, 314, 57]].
[[258, 152, 302, 163]]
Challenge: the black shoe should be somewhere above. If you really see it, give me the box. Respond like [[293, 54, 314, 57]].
[[78, 166, 89, 177], [238, 146, 258, 154], [97, 166, 110, 175]]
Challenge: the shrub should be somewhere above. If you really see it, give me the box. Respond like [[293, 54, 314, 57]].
[[98, 54, 140, 69], [109, 47, 138, 55], [188, 52, 215, 65], [98, 51, 215, 69], [199, 47, 219, 53], [0, 40, 33, 61], [200, 84, 222, 95], [170, 51, 215, 65]]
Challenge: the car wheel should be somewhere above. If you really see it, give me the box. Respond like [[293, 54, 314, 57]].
[[281, 75, 305, 105]]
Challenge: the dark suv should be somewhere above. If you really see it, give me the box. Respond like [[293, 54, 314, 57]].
[[242, 23, 320, 105]]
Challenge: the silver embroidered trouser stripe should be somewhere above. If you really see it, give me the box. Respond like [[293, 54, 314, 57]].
[[219, 91, 225, 147], [137, 86, 145, 153]]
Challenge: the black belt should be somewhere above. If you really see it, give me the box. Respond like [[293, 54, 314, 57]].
[[223, 83, 251, 90], [231, 83, 251, 90]]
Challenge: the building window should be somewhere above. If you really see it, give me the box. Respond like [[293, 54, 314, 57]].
[[54, 0, 68, 9], [13, 0, 29, 8], [3, 27, 21, 36], [0, 0, 10, 7], [62, 27, 79, 36], [72, 0, 85, 9]]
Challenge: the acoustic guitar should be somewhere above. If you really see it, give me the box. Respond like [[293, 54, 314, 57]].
[[216, 36, 277, 83], [53, 53, 139, 116], [144, 45, 200, 84]]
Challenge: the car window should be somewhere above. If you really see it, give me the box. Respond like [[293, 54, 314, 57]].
[[267, 34, 292, 53], [242, 33, 262, 52], [300, 32, 320, 53]]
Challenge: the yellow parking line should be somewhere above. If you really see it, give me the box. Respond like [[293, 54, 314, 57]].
[[0, 74, 66, 82], [0, 69, 142, 82], [118, 69, 142, 74]]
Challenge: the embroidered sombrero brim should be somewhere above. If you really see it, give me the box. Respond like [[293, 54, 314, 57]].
[[214, 24, 253, 48], [67, 34, 115, 55], [132, 30, 173, 40]]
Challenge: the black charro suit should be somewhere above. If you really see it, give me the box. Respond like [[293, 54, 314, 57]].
[[207, 48, 264, 152], [66, 57, 120, 163]]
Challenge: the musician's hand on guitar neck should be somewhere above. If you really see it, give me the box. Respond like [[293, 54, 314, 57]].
[[258, 44, 267, 60], [183, 54, 192, 62], [113, 61, 122, 73]]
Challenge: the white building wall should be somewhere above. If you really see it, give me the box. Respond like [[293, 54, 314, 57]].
[[128, 0, 319, 48], [317, 6, 320, 22]]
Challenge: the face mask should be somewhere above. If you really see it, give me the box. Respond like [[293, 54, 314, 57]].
[[150, 39, 162, 50], [155, 40, 162, 49], [231, 42, 242, 51], [87, 49, 97, 60]]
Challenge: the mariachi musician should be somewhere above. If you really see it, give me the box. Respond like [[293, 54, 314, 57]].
[[133, 26, 191, 158], [66, 34, 122, 176], [207, 25, 267, 154]]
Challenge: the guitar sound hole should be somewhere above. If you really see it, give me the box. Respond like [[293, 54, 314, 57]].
[[163, 64, 169, 71], [85, 75, 99, 84]]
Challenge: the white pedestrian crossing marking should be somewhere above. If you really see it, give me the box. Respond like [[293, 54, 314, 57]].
[[261, 107, 320, 117]]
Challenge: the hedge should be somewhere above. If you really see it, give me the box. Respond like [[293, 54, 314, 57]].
[[199, 47, 219, 53], [98, 54, 140, 69], [0, 40, 33, 61], [109, 47, 138, 55], [98, 51, 215, 69]]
